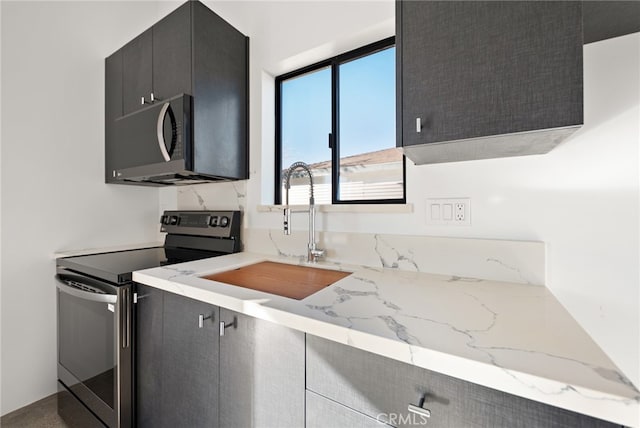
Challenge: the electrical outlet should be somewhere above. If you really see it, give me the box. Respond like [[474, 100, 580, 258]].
[[426, 198, 471, 226], [455, 203, 465, 221]]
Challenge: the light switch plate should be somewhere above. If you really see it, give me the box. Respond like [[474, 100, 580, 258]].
[[426, 198, 471, 226]]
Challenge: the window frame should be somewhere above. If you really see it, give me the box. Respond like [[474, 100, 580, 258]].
[[274, 36, 405, 205]]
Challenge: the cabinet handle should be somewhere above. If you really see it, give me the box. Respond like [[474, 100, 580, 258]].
[[408, 395, 431, 418], [198, 314, 212, 328], [219, 317, 237, 336], [416, 117, 422, 133], [150, 92, 162, 102], [141, 96, 152, 105]]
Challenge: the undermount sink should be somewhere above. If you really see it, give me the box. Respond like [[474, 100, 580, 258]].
[[202, 261, 351, 300]]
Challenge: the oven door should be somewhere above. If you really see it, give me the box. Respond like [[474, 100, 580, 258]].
[[56, 267, 132, 428]]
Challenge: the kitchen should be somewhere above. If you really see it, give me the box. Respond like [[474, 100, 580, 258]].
[[1, 0, 639, 427]]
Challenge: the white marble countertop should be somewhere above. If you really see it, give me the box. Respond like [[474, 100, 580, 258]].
[[53, 242, 163, 258], [133, 252, 639, 427]]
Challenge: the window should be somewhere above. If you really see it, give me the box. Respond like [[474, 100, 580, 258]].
[[275, 37, 405, 205]]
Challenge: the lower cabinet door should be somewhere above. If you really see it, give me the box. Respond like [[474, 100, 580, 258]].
[[135, 284, 165, 428], [160, 292, 219, 428], [306, 390, 392, 428], [219, 309, 305, 428]]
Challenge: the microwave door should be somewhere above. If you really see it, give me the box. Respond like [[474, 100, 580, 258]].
[[112, 94, 190, 181]]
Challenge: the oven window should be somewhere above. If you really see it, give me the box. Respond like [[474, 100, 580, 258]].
[[58, 290, 116, 408]]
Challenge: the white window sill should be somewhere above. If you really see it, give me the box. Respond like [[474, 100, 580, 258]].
[[257, 203, 413, 214]]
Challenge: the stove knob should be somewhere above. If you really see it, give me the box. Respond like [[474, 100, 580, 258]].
[[160, 215, 168, 225], [169, 215, 179, 225], [209, 216, 219, 227], [219, 216, 229, 228]]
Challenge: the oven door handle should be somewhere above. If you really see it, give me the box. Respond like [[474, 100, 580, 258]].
[[56, 277, 118, 304]]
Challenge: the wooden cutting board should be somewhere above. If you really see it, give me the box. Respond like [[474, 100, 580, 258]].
[[202, 261, 351, 300]]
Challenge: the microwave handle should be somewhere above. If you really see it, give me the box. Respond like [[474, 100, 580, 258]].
[[156, 102, 172, 162], [56, 277, 118, 304]]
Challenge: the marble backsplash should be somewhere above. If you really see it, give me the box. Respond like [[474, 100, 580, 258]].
[[244, 228, 545, 285], [177, 182, 247, 212], [176, 183, 545, 285]]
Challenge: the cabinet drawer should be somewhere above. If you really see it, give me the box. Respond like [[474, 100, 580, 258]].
[[306, 390, 391, 428], [306, 335, 616, 427]]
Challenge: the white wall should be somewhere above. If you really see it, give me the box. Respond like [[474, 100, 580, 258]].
[[194, 2, 640, 388], [0, 0, 637, 415], [0, 1, 181, 415]]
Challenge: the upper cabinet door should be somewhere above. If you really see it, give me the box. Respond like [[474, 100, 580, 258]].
[[122, 29, 153, 116], [398, 1, 583, 163], [153, 2, 192, 102]]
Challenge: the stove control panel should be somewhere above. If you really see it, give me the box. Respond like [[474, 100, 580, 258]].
[[160, 211, 241, 239]]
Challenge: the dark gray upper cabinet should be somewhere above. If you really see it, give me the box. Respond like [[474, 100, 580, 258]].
[[152, 3, 192, 106], [105, 0, 249, 184], [397, 1, 584, 164], [120, 6, 191, 117], [104, 51, 123, 183], [583, 1, 640, 44], [122, 29, 153, 116]]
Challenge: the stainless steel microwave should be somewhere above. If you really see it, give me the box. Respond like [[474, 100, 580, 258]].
[[110, 94, 229, 185]]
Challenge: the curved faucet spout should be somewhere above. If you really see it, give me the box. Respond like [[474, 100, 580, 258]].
[[283, 161, 325, 263], [284, 161, 315, 205]]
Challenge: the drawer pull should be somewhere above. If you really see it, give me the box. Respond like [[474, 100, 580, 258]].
[[408, 395, 431, 418]]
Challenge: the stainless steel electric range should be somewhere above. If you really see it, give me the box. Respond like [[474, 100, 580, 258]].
[[55, 210, 241, 428]]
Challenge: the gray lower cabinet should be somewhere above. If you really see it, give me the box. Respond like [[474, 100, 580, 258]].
[[306, 335, 616, 428], [219, 308, 305, 428], [136, 286, 305, 428], [134, 284, 164, 428], [135, 285, 219, 428], [306, 390, 391, 428], [161, 292, 219, 428]]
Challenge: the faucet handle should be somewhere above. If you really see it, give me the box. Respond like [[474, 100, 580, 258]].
[[309, 248, 325, 263], [283, 207, 291, 235]]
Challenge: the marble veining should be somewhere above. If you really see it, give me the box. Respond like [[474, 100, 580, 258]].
[[133, 252, 639, 427], [486, 257, 533, 285], [159, 265, 198, 279], [373, 234, 420, 271], [267, 229, 305, 262], [177, 181, 247, 212], [244, 229, 545, 285]]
